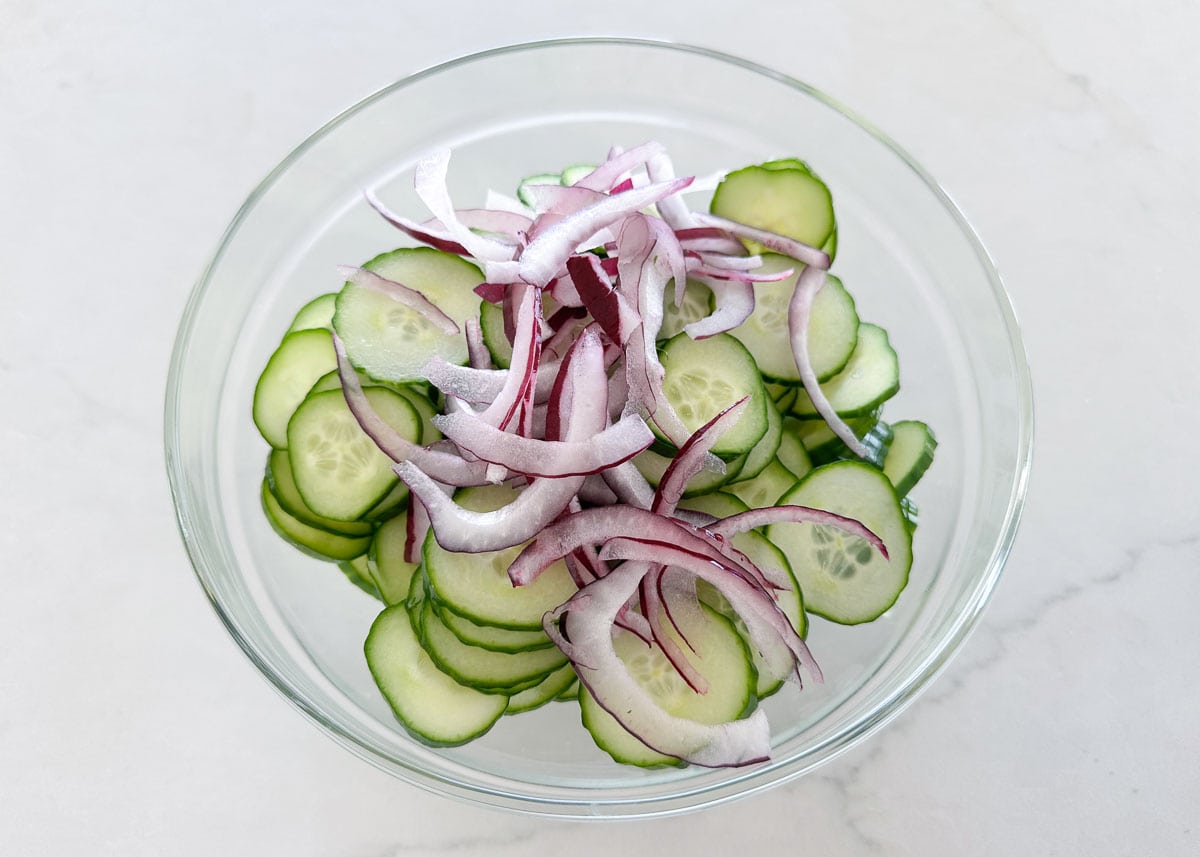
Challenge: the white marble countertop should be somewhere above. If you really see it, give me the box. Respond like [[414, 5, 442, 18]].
[[4, 1, 1198, 853]]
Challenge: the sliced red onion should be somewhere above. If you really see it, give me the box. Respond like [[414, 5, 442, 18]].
[[597, 537, 822, 687], [454, 207, 533, 237], [578, 475, 619, 507], [572, 141, 667, 192], [335, 265, 460, 336], [652, 398, 747, 516], [507, 505, 755, 587], [422, 356, 560, 405], [522, 183, 608, 219], [473, 282, 508, 304], [639, 565, 709, 694], [414, 150, 519, 263], [464, 317, 491, 370], [431, 410, 653, 478], [646, 148, 697, 232], [566, 253, 640, 346], [331, 334, 491, 486], [692, 212, 831, 270], [395, 458, 585, 553], [476, 285, 541, 430], [519, 177, 694, 287], [544, 562, 770, 767], [405, 495, 430, 564], [788, 266, 871, 459], [599, 460, 655, 510], [682, 275, 755, 339], [363, 190, 470, 256], [707, 505, 888, 560]]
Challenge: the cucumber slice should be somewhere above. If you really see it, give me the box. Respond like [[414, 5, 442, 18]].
[[286, 292, 338, 333], [286, 388, 421, 521], [559, 164, 596, 186], [260, 480, 370, 561], [774, 422, 812, 479], [882, 420, 937, 497], [506, 664, 578, 715], [632, 447, 744, 496], [789, 323, 900, 419], [423, 484, 578, 630], [579, 602, 756, 768], [729, 257, 859, 384], [252, 328, 337, 449], [656, 332, 768, 459], [659, 280, 715, 341], [309, 369, 441, 447], [418, 600, 567, 694], [436, 607, 556, 654], [333, 248, 484, 383], [265, 449, 373, 538], [367, 512, 420, 605], [729, 393, 782, 482], [337, 554, 381, 600], [803, 416, 894, 468], [365, 604, 507, 747], [710, 163, 836, 252], [767, 461, 913, 625], [726, 458, 797, 511], [516, 172, 562, 207], [675, 490, 749, 520]]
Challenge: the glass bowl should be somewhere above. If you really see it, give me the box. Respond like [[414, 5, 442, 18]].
[[164, 38, 1033, 818]]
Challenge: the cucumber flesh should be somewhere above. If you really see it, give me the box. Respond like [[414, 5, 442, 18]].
[[287, 388, 421, 521], [365, 604, 507, 747], [253, 328, 337, 449], [265, 448, 373, 538], [286, 292, 338, 333], [656, 332, 768, 459], [710, 163, 836, 252], [260, 480, 370, 561], [767, 461, 912, 625], [882, 420, 937, 497], [789, 323, 899, 419], [333, 247, 484, 383]]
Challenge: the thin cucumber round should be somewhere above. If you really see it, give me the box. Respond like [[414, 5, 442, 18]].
[[286, 292, 338, 333], [729, 257, 859, 384], [337, 555, 381, 600], [265, 449, 373, 538], [774, 423, 813, 480], [655, 332, 768, 460], [365, 604, 508, 747], [423, 484, 579, 630], [436, 607, 556, 654], [633, 447, 744, 496], [506, 663, 579, 715], [882, 420, 937, 497], [726, 458, 797, 511], [789, 323, 899, 419], [367, 512, 420, 606], [252, 328, 337, 449], [710, 163, 836, 252], [418, 601, 568, 694], [767, 461, 913, 625], [333, 247, 484, 383], [729, 393, 782, 482], [287, 388, 421, 521], [260, 480, 370, 561], [659, 279, 715, 341]]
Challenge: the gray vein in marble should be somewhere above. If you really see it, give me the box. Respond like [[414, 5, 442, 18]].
[[807, 744, 888, 854]]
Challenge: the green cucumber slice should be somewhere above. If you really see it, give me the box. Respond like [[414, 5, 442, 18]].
[[260, 480, 370, 561], [726, 458, 797, 511], [436, 607, 556, 654], [710, 163, 836, 252], [506, 664, 578, 715], [333, 247, 483, 383], [882, 420, 937, 497], [367, 512, 420, 605], [423, 484, 579, 630], [632, 447, 744, 496], [659, 279, 715, 341], [788, 323, 900, 419], [252, 328, 337, 449], [365, 604, 507, 747], [774, 422, 813, 479], [656, 332, 768, 460], [729, 257, 859, 384], [286, 292, 338, 333], [286, 388, 421, 521], [418, 600, 567, 694], [767, 461, 913, 625], [265, 449, 373, 538], [337, 554, 381, 599], [729, 393, 782, 482]]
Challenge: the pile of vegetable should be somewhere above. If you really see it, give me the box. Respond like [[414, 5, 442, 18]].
[[252, 142, 936, 768]]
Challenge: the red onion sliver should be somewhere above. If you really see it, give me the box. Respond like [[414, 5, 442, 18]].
[[544, 562, 771, 767], [335, 265, 460, 336], [414, 151, 519, 263], [363, 189, 470, 256], [692, 212, 831, 270], [682, 275, 756, 339], [707, 505, 889, 560], [652, 398, 748, 516], [788, 266, 871, 459]]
